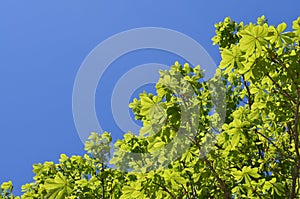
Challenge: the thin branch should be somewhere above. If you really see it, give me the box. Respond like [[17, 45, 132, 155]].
[[180, 184, 190, 199], [265, 73, 297, 105], [152, 181, 177, 199], [254, 128, 294, 160], [203, 157, 231, 199], [290, 89, 300, 199], [241, 74, 252, 109], [101, 164, 105, 199], [268, 50, 297, 86]]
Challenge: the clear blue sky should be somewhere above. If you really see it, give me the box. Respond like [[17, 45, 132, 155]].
[[0, 0, 299, 195]]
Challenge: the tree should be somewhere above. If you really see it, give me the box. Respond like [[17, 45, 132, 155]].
[[1, 15, 300, 198]]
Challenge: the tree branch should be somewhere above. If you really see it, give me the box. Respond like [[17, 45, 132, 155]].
[[266, 73, 297, 105], [241, 74, 252, 109], [152, 181, 177, 199], [203, 157, 231, 199], [290, 89, 300, 199], [268, 50, 297, 86]]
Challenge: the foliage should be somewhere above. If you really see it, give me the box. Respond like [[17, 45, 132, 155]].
[[1, 16, 300, 198], [1, 133, 125, 199]]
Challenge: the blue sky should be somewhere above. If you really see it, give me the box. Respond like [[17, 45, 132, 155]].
[[0, 0, 299, 195]]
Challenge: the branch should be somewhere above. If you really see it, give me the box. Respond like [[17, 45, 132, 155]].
[[268, 50, 297, 86], [290, 89, 300, 199], [241, 74, 252, 109], [203, 157, 231, 199], [101, 164, 105, 199], [181, 161, 196, 198], [254, 128, 293, 160], [152, 181, 177, 199], [266, 73, 297, 105]]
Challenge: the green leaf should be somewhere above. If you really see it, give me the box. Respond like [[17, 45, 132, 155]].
[[239, 24, 268, 56], [1, 181, 13, 192], [44, 172, 72, 199], [277, 22, 287, 33]]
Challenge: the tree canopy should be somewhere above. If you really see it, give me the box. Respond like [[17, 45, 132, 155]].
[[1, 15, 300, 199]]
